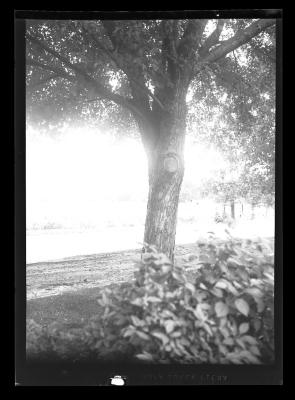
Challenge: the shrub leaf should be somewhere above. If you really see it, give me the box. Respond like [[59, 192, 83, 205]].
[[165, 320, 175, 334], [135, 330, 150, 341], [239, 322, 249, 334], [151, 331, 170, 345], [185, 282, 196, 293], [235, 298, 250, 316], [136, 352, 154, 361], [215, 301, 229, 318]]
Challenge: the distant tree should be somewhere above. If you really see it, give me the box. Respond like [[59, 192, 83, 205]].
[[26, 17, 276, 260], [187, 25, 275, 213]]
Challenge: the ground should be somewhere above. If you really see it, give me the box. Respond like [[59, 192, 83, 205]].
[[27, 243, 202, 328], [27, 248, 143, 301], [27, 237, 273, 330]]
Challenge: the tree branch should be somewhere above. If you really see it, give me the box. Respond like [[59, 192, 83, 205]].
[[27, 33, 91, 78], [158, 20, 182, 85], [26, 33, 150, 123], [171, 20, 180, 50], [160, 20, 178, 61], [191, 19, 276, 81], [81, 23, 165, 110], [177, 19, 208, 60], [199, 19, 225, 57], [200, 19, 276, 65], [100, 20, 120, 51], [26, 73, 61, 94], [26, 58, 76, 82], [100, 20, 166, 123]]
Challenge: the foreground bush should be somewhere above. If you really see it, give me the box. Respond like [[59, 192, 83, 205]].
[[27, 237, 274, 364]]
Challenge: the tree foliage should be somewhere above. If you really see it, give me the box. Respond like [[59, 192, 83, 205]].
[[26, 19, 275, 134], [186, 24, 275, 203]]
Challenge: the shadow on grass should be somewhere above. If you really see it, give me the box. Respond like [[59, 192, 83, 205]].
[[27, 283, 130, 329]]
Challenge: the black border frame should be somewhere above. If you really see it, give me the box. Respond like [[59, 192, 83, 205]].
[[14, 8, 283, 386]]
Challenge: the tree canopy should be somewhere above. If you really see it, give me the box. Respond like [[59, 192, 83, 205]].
[[25, 17, 276, 257], [26, 19, 275, 133]]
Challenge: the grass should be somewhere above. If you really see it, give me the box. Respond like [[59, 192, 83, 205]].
[[27, 287, 102, 329], [27, 283, 131, 330]]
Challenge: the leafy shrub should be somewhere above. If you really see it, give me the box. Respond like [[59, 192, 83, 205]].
[[27, 238, 274, 364]]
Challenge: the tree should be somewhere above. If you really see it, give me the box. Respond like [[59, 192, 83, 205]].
[[26, 18, 276, 260], [186, 26, 275, 213]]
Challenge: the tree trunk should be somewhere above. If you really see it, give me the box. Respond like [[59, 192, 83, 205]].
[[143, 150, 184, 262], [230, 200, 235, 220], [142, 90, 187, 262], [223, 203, 226, 218]]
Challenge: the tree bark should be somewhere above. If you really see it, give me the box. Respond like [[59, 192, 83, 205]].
[[230, 200, 235, 220], [141, 88, 187, 262], [143, 147, 185, 262], [223, 203, 226, 218]]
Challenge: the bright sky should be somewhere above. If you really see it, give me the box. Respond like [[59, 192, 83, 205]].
[[26, 126, 227, 229]]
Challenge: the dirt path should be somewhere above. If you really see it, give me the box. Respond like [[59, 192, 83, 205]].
[[26, 244, 200, 300]]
